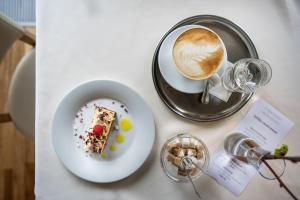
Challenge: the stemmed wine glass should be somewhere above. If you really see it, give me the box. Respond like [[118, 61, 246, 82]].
[[222, 58, 272, 93]]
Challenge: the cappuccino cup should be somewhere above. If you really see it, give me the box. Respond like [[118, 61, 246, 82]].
[[158, 25, 228, 94], [172, 27, 225, 80]]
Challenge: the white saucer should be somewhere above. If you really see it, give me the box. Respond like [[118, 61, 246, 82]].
[[51, 80, 155, 183], [158, 25, 228, 94]]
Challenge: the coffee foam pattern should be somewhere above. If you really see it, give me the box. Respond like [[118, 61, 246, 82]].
[[173, 28, 224, 80]]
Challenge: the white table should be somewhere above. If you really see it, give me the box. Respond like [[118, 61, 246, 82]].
[[36, 0, 300, 199]]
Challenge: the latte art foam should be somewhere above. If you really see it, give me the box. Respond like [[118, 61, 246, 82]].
[[173, 28, 224, 80]]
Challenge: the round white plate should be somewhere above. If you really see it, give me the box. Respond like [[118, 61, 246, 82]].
[[158, 25, 228, 93], [52, 80, 155, 183]]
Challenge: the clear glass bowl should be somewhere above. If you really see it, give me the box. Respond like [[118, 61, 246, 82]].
[[160, 134, 210, 182]]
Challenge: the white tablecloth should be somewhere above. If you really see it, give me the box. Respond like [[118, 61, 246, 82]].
[[36, 0, 300, 199]]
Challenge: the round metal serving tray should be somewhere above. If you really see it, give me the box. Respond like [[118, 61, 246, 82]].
[[152, 15, 258, 122]]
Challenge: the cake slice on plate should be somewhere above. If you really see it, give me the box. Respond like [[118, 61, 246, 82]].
[[84, 107, 116, 154]]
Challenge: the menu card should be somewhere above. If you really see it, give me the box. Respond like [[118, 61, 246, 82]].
[[208, 99, 294, 196]]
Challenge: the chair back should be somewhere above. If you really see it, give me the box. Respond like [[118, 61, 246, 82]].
[[0, 13, 24, 61]]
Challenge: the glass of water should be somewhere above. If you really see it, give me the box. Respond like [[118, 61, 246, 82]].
[[224, 133, 286, 180], [222, 58, 272, 93]]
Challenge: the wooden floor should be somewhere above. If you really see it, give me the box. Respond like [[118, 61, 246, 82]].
[[0, 29, 35, 200]]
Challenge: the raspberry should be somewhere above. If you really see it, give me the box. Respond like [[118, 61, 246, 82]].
[[93, 125, 104, 136]]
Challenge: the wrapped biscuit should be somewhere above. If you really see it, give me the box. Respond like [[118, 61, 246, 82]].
[[177, 166, 197, 177], [167, 153, 182, 167], [196, 151, 203, 160], [195, 144, 203, 152], [187, 148, 197, 156], [172, 147, 186, 157]]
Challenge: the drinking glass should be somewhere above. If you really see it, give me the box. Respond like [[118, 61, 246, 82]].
[[222, 58, 272, 93], [224, 133, 286, 180]]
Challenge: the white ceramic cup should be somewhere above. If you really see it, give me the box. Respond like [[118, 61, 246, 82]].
[[158, 25, 228, 93]]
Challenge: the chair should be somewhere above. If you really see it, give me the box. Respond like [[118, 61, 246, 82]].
[[0, 13, 35, 140]]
